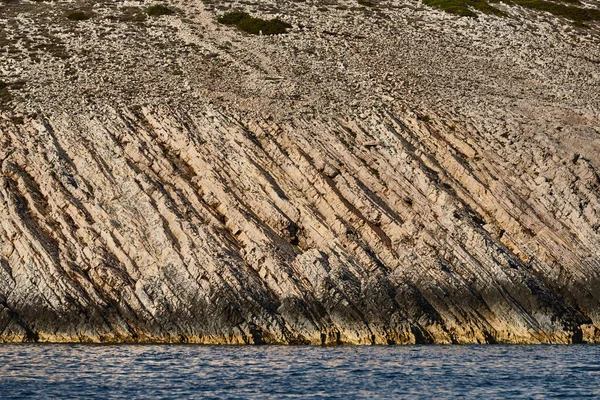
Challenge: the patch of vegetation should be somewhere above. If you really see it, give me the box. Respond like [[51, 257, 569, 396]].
[[147, 4, 175, 17], [218, 11, 292, 35], [358, 0, 377, 7], [0, 81, 6, 90], [422, 0, 600, 22], [417, 114, 432, 122], [423, 0, 505, 17], [508, 0, 600, 23], [66, 11, 90, 21], [218, 11, 248, 25]]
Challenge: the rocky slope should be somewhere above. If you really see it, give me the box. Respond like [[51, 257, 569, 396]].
[[0, 0, 599, 344]]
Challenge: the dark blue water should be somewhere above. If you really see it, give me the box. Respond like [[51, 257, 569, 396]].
[[0, 345, 598, 399]]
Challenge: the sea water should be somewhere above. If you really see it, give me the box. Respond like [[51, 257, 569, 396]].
[[0, 344, 598, 398]]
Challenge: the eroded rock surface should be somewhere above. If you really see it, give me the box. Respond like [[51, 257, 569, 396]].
[[0, 0, 599, 343]]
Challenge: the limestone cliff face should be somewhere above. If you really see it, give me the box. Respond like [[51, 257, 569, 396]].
[[1, 105, 599, 344], [1, 0, 599, 343]]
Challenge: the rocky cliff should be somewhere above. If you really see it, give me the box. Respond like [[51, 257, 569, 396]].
[[0, 0, 599, 344]]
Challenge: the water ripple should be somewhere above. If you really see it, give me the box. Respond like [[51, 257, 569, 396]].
[[0, 345, 599, 399]]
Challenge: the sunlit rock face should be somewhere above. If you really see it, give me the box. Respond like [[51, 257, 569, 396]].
[[0, 0, 599, 344]]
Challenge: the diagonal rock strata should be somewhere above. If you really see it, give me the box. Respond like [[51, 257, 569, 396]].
[[1, 104, 599, 344], [0, 0, 599, 344]]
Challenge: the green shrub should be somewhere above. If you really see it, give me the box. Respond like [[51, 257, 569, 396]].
[[238, 17, 292, 35], [147, 4, 175, 17], [422, 0, 600, 21], [357, 0, 376, 6], [508, 0, 600, 23], [67, 11, 90, 21], [217, 11, 249, 25], [218, 12, 292, 35], [423, 0, 505, 17]]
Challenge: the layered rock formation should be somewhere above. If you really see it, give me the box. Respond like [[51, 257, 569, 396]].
[[0, 0, 599, 343]]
